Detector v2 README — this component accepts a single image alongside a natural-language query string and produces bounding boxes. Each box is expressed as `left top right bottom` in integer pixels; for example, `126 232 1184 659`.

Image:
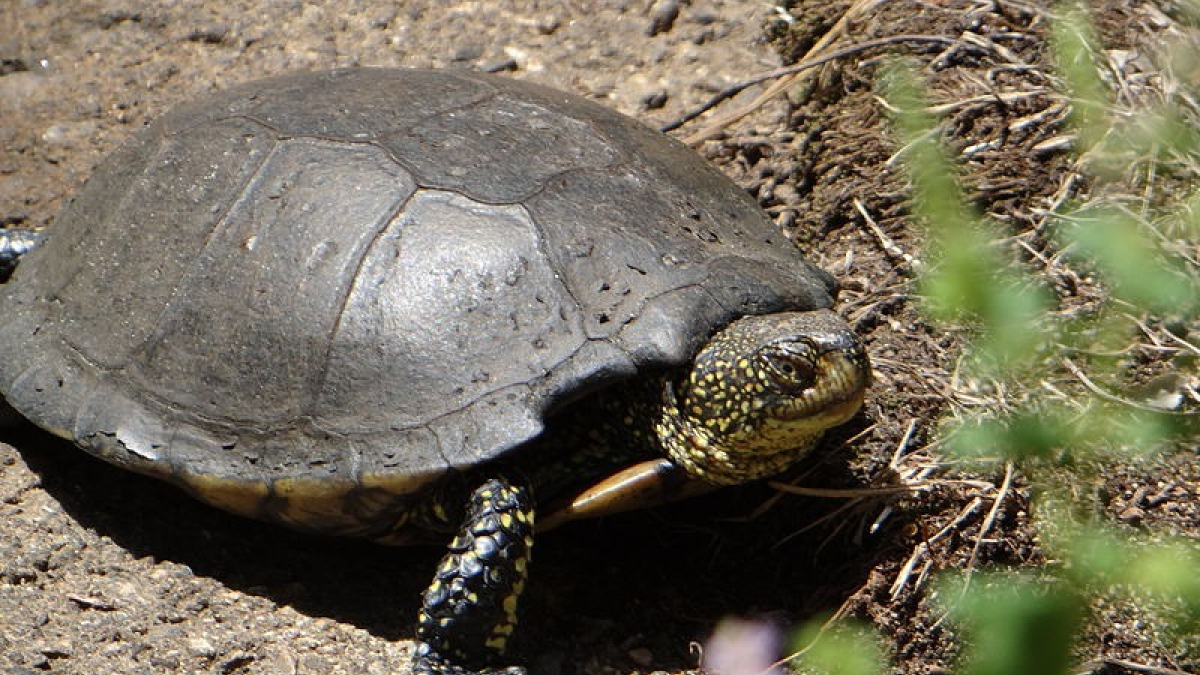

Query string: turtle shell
0 68 836 536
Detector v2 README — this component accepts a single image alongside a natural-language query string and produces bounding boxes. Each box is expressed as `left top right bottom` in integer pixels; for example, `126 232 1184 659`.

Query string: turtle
0 68 870 675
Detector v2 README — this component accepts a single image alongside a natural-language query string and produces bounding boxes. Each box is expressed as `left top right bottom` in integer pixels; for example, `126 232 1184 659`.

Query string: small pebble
627 647 654 667
641 90 668 110
646 0 680 36
187 634 216 658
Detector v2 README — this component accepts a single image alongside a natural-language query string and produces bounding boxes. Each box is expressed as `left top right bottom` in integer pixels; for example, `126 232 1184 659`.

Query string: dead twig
889 418 920 468
1075 657 1196 675
889 541 929 601
772 496 865 549
853 197 923 274
963 461 1015 585
681 0 915 144
661 33 958 137
926 88 1056 116
769 479 992 498
928 496 984 545
1063 357 1199 416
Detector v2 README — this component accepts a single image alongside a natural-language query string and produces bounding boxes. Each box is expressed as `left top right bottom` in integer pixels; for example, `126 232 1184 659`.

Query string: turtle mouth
711 343 869 471
657 309 871 486
661 347 870 486
779 346 871 421
740 351 868 449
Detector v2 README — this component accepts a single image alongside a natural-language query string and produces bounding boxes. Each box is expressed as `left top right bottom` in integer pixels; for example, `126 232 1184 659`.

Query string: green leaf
790 620 886 675
1061 207 1197 315
1051 3 1111 156
940 573 1084 675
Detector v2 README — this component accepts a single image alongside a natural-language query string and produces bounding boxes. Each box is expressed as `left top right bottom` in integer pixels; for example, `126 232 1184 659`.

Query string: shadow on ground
7 413 897 672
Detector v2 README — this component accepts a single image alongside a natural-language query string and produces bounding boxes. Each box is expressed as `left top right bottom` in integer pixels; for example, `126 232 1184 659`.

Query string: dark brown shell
0 68 835 533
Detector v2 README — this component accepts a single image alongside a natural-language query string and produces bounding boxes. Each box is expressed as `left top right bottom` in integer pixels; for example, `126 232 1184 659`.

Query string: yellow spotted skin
415 478 533 675
657 310 869 485
522 309 868 494
412 309 868 675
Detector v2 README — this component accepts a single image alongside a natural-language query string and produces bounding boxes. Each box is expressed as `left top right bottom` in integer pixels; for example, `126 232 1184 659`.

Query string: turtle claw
0 228 41 283
412 644 526 675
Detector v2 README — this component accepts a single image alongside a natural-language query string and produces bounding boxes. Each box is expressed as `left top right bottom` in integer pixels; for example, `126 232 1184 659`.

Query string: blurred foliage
878 6 1199 459
792 2 1200 674
1051 6 1110 156
1063 206 1196 315
936 573 1084 675
789 619 886 675
880 63 1051 377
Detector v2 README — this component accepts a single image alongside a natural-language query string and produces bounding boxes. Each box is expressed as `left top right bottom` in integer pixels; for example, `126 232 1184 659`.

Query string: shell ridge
127 135 284 381
489 158 631 207
308 187 420 418
231 118 432 187
519 202 588 334
3 348 42 397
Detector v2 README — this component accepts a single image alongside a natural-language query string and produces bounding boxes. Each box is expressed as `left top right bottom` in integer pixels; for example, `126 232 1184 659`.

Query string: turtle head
658 309 870 485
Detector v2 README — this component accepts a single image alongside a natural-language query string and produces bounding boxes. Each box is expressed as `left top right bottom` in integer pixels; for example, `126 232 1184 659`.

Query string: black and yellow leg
414 477 534 675
0 228 41 283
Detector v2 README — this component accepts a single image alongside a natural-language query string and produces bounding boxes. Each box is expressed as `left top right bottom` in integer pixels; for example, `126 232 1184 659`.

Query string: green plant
793 3 1199 673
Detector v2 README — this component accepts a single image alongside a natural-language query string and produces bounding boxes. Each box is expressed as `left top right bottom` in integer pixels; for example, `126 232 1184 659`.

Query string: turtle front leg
414 477 534 675
0 228 42 283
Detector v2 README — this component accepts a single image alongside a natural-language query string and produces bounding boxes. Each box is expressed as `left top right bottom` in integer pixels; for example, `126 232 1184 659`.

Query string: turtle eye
759 343 817 391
